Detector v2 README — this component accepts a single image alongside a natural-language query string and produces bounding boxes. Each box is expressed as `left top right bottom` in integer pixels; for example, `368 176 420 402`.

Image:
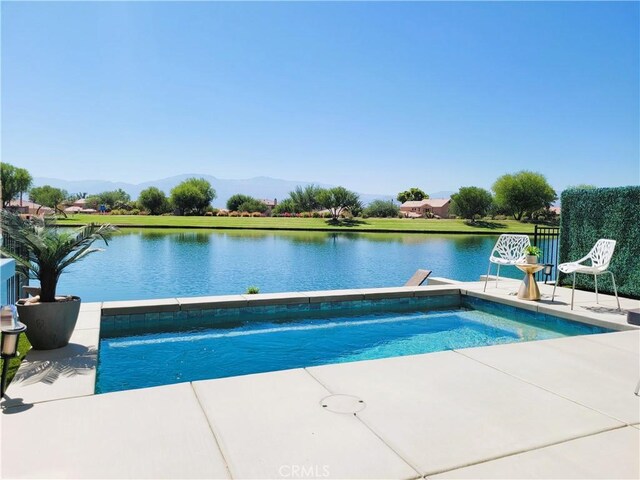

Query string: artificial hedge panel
559 186 640 299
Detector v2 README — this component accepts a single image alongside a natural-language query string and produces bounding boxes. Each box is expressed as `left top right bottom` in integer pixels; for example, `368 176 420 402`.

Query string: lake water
55 229 533 302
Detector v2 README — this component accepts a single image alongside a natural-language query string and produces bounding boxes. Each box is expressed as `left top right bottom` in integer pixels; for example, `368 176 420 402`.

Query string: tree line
450 171 558 222
1 164 217 216
1 162 573 222
394 171 559 222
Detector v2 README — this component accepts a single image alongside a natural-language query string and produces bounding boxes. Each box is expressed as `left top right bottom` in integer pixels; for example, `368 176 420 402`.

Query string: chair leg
609 271 621 311
495 265 500 288
571 272 576 310
635 379 640 396
484 262 491 292
552 272 559 302
594 274 599 304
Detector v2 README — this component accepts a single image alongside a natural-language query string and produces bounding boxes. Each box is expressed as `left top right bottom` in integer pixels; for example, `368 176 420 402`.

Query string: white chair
552 239 620 311
483 234 530 291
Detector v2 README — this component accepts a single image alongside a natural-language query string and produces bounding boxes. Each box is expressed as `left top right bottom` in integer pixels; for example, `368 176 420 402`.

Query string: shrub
398 212 405 219
450 186 493 220
312 211 321 218
129 208 140 216
300 212 311 218
273 198 298 215
227 194 261 212
138 186 169 215
245 286 260 294
323 212 332 219
217 210 229 216
170 178 216 216
493 171 557 221
251 212 262 217
559 186 640 298
364 199 399 218
229 211 240 217
240 211 251 217
317 186 362 221
205 211 214 216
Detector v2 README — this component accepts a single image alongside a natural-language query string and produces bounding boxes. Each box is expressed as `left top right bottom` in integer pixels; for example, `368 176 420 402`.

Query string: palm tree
0 211 117 302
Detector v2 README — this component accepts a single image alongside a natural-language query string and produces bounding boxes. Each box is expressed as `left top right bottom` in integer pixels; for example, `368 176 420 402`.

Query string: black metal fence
4 273 19 305
1 235 28 304
532 225 560 282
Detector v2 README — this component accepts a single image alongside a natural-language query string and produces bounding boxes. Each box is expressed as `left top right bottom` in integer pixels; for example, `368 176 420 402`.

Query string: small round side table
516 264 545 300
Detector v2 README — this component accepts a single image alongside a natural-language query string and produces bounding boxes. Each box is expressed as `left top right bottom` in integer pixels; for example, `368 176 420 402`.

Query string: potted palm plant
524 245 542 265
0 211 116 350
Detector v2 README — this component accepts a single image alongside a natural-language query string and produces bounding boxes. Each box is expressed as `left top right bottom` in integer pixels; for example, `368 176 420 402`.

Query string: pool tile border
464 289 637 331
177 295 247 310
100 289 463 337
102 298 180 315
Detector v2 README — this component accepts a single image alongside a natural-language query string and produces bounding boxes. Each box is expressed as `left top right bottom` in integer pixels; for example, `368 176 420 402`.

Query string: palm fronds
0 211 117 302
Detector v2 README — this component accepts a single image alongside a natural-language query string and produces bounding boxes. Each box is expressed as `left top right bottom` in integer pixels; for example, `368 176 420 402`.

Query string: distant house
549 206 561 215
400 198 451 218
261 198 277 210
7 200 53 216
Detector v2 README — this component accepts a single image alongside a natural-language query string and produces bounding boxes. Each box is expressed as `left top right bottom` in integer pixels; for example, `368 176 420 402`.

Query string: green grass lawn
4 334 31 387
55 214 538 234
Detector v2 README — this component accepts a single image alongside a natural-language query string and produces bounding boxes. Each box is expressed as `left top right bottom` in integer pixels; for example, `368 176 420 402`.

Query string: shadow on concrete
13 345 97 387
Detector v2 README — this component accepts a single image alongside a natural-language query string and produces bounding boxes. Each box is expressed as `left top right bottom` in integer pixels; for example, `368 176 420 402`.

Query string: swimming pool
96 296 611 394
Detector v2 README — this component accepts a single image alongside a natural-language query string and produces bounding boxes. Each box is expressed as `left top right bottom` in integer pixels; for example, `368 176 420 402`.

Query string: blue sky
2 1 638 195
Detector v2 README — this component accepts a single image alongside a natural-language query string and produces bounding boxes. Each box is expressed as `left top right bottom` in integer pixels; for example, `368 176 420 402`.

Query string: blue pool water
96 299 609 394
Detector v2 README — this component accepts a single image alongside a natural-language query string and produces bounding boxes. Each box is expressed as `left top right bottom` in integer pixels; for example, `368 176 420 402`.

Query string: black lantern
542 264 554 284
1 321 27 398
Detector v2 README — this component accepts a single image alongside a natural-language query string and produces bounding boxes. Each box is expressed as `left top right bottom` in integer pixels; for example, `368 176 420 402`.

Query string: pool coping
3 279 638 409
100 284 462 315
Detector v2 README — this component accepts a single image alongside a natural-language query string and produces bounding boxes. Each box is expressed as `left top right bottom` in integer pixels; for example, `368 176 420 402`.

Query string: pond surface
55 229 531 302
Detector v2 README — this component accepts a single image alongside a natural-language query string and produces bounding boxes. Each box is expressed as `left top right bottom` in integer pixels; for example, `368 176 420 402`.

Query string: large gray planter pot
16 296 81 350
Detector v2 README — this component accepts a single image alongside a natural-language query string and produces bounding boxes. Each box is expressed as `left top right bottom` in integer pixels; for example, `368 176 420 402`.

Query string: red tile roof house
7 199 54 216
400 198 451 218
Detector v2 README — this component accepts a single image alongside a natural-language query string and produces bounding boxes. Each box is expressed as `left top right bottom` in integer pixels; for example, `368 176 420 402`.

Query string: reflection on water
173 232 212 245
57 229 541 302
452 235 487 249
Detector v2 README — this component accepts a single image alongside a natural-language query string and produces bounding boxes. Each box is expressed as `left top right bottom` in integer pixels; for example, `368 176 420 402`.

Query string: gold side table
516 264 545 300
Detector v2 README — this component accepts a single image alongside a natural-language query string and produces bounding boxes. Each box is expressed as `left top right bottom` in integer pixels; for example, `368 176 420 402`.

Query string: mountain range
32 174 454 208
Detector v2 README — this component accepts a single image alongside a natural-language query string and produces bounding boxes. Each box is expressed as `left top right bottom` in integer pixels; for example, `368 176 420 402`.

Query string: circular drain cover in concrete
320 394 366 414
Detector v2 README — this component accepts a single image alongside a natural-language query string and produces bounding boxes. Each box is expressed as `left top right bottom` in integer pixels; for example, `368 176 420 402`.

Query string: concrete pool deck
1 280 639 479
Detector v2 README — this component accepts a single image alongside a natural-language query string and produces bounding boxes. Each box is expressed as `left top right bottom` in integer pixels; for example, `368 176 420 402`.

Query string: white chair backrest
491 234 530 262
587 239 616 269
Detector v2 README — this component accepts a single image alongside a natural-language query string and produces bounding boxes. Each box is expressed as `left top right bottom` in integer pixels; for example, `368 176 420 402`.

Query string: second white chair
552 238 620 311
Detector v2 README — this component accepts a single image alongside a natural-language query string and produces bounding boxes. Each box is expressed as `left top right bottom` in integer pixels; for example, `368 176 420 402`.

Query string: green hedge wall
559 186 640 299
